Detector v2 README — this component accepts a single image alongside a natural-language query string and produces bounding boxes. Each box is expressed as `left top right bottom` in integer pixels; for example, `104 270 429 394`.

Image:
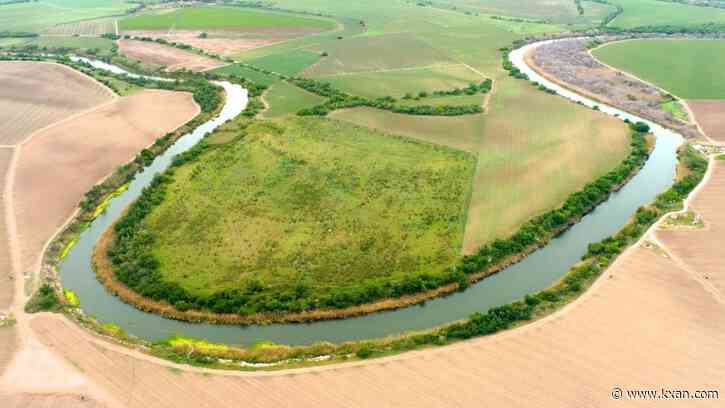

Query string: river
58 42 683 346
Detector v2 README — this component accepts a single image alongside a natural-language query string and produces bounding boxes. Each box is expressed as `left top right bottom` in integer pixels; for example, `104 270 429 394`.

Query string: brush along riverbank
92 115 651 325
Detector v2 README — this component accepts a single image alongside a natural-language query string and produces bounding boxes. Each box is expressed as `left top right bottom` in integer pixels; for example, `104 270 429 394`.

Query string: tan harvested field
118 40 222 72
0 149 14 310
1 393 108 408
686 100 725 143
657 160 725 296
0 62 115 145
13 89 199 277
124 31 280 56
0 327 17 376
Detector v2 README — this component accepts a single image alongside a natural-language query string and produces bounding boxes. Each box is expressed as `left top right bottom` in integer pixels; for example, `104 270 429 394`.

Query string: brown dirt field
685 100 725 143
25 234 725 407
0 149 14 310
117 40 222 72
657 160 725 296
0 327 18 376
123 31 282 56
0 393 108 408
0 62 115 145
13 89 199 277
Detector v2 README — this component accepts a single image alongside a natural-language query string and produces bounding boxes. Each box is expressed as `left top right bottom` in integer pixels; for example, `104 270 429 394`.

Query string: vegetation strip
93 115 650 324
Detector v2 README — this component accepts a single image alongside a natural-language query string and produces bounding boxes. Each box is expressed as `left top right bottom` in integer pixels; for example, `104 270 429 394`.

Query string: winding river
58 41 683 346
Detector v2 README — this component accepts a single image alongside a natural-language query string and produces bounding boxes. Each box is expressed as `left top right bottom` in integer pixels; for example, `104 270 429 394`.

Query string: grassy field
398 94 485 107
21 36 115 52
143 117 475 298
608 0 725 29
593 39 725 99
313 65 484 98
120 6 336 31
210 64 281 87
303 33 456 76
0 0 131 32
263 82 325 118
245 49 321 76
433 0 615 25
334 80 631 252
662 100 689 122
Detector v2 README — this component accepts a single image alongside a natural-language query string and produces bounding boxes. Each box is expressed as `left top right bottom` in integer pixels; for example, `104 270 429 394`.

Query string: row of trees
402 79 493 100
291 77 484 117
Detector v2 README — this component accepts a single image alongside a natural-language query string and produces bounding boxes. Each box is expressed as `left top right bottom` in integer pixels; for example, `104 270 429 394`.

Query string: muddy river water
59 42 683 346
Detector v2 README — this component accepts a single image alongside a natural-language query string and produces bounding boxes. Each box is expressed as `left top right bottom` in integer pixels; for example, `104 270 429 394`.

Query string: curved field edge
82 143 708 370
30 59 228 303
90 119 649 325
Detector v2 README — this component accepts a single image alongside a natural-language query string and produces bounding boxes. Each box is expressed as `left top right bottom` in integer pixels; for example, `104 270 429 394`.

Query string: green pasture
608 0 725 29
313 65 483 99
594 39 725 99
245 49 321 76
0 0 132 32
143 117 475 297
120 6 336 31
263 81 325 118
210 64 281 87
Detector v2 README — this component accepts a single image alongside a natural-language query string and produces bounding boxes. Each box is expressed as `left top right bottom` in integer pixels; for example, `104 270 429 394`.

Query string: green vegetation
151 139 709 369
303 33 455 76
25 284 61 313
717 154 725 160
0 0 133 32
211 64 281 87
398 94 484 107
291 77 489 117
607 0 725 29
63 288 81 307
120 6 335 31
315 65 484 99
432 0 616 26
662 100 689 122
245 49 321 76
594 39 725 99
263 82 325 118
9 36 115 53
107 117 476 316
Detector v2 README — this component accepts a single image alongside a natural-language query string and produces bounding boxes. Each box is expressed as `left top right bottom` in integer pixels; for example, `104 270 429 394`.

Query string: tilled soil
686 100 725 143
118 40 222 72
0 62 114 145
13 90 199 280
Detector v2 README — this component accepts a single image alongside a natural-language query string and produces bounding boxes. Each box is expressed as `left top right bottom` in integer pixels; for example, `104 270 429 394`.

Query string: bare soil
657 160 725 296
13 90 199 279
528 38 701 139
0 62 114 145
123 31 283 56
686 100 725 143
118 40 222 72
0 149 14 310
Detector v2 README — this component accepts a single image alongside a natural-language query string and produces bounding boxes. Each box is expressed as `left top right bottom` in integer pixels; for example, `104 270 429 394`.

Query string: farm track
1 40 725 407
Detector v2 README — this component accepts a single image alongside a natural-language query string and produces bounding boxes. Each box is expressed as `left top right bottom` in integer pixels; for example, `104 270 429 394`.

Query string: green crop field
303 33 456 76
143 117 476 298
433 0 615 25
245 49 321 76
120 6 336 31
608 0 725 29
22 36 115 52
313 65 484 99
593 39 725 99
262 82 325 118
210 64 281 87
0 0 132 32
334 80 631 252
